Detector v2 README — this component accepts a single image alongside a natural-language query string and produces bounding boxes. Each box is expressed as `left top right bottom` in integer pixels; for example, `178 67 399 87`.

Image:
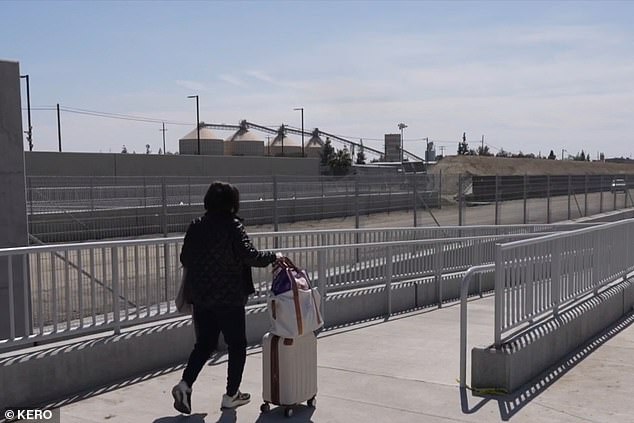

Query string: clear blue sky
2 0 633 159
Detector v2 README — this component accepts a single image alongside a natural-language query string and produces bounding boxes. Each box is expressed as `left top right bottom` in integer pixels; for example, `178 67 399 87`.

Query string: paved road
58 294 634 422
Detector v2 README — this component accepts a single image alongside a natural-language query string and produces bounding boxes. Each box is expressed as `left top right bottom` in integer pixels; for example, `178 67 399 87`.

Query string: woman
172 181 280 414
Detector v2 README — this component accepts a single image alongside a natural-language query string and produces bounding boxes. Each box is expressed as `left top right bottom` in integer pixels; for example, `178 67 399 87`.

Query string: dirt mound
430 155 634 176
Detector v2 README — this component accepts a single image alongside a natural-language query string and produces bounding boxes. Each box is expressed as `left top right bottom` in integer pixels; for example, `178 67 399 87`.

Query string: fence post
161 177 168 237
495 174 500 225
584 174 588 216
613 175 617 211
523 174 528 224
317 249 327 322
547 175 552 224
567 175 572 220
188 176 192 206
385 246 393 317
458 174 464 226
413 174 418 227
320 177 324 220
355 174 360 230
112 247 121 335
273 175 279 234
438 169 443 210
600 175 604 213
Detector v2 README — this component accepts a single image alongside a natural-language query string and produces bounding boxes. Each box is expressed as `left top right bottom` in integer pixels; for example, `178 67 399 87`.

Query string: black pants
182 305 247 396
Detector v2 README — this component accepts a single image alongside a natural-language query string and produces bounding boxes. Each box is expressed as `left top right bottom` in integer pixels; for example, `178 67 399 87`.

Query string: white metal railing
458 219 634 388
493 219 634 346
0 226 566 351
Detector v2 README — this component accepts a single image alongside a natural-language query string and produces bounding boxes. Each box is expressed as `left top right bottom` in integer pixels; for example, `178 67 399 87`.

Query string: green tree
320 138 335 165
457 132 469 155
356 140 366 164
329 148 352 175
496 148 509 158
548 150 556 160
121 145 128 154
477 145 492 156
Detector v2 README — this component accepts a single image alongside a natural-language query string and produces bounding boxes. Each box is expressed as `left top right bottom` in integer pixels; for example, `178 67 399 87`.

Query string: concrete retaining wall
25 151 319 177
0 272 494 409
471 280 634 393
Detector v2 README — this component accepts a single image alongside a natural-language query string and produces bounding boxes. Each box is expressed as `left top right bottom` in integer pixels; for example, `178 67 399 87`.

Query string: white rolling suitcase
261 332 317 418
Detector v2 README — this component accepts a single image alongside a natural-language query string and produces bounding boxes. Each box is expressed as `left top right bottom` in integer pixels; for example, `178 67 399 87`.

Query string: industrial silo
224 120 265 156
305 128 324 158
178 125 224 155
268 125 302 157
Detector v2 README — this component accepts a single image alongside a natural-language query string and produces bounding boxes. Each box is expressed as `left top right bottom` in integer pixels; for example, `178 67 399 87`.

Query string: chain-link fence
26 172 634 243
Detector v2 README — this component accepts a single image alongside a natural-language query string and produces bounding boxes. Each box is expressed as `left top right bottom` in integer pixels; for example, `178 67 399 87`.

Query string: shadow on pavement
254 405 315 423
460 311 634 421
153 413 208 423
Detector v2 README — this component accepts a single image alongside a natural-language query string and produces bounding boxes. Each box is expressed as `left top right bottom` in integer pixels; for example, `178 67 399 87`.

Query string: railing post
112 247 121 335
317 249 327 322
385 246 393 317
7 257 16 341
494 246 503 348
551 239 561 316
164 243 171 312
434 242 444 308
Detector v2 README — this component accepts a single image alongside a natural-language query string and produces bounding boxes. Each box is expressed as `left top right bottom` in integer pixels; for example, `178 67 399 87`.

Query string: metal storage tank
268 125 302 157
305 128 324 158
179 124 224 155
224 120 265 156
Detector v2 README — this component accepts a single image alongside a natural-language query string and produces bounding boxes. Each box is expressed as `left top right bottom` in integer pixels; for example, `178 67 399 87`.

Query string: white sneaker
172 380 192 414
221 391 251 409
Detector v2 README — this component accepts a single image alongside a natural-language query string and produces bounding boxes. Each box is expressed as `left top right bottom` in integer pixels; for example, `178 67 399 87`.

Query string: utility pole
20 74 33 151
56 103 62 152
294 107 304 157
481 135 484 152
160 122 167 154
440 146 445 156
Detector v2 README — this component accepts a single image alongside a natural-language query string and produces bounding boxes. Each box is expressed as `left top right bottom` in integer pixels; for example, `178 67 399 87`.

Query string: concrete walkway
59 294 634 423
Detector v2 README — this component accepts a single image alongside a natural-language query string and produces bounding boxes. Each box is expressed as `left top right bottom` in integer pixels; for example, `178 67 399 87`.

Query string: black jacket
180 212 275 307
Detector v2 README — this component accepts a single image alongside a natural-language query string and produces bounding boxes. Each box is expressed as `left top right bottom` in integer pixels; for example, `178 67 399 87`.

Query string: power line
25 105 191 126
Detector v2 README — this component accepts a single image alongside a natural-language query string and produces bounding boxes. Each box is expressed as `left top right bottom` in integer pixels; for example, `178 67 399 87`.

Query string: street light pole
294 107 304 157
160 122 167 154
187 95 200 155
398 123 407 163
20 74 33 151
424 137 429 169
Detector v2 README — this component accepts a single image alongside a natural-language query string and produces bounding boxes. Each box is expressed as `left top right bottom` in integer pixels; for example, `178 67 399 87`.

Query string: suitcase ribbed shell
262 332 317 406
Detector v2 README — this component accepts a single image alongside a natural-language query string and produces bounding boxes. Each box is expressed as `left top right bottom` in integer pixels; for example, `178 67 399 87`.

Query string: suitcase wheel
307 396 316 408
260 402 270 413
284 407 294 418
